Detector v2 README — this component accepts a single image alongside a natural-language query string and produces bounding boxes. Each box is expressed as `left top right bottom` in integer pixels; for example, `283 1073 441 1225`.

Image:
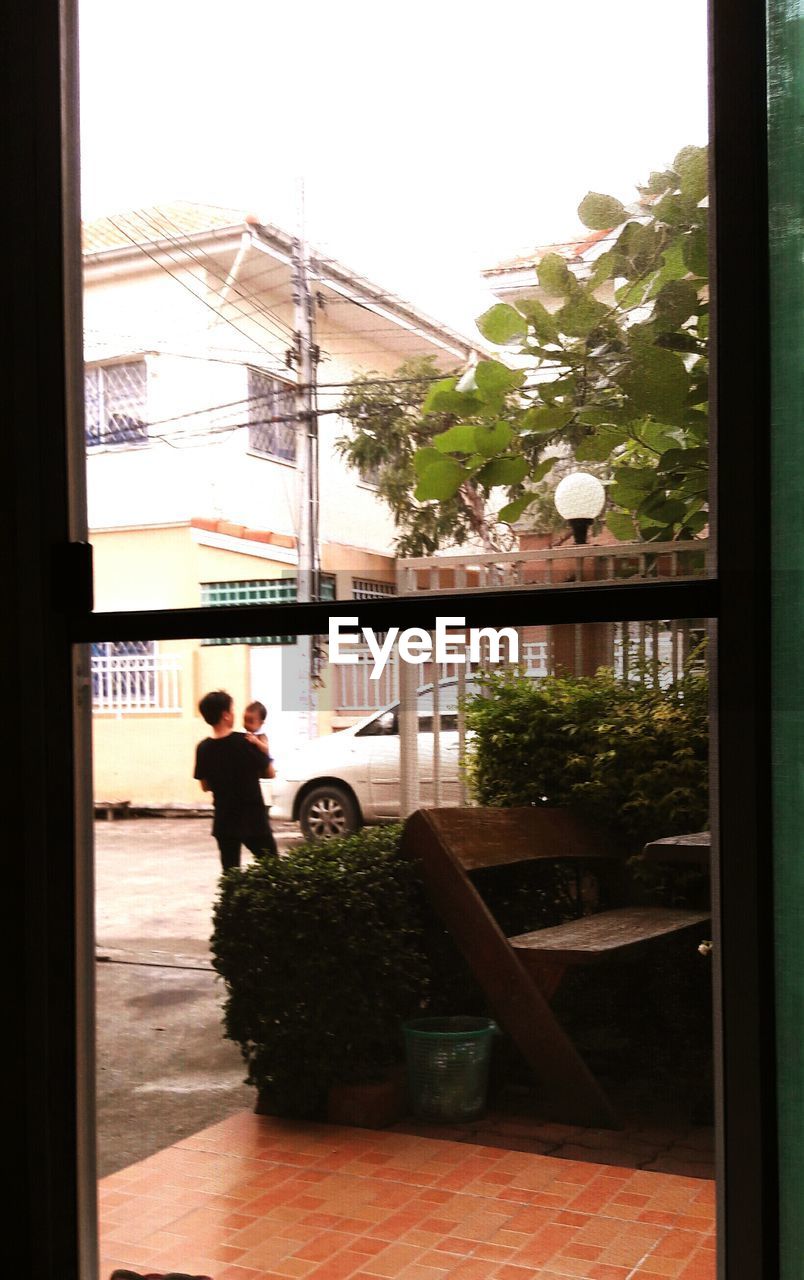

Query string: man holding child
194 689 278 870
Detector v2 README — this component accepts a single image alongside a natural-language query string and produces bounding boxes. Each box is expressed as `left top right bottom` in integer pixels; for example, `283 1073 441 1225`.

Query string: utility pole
290 181 320 737
291 183 320 605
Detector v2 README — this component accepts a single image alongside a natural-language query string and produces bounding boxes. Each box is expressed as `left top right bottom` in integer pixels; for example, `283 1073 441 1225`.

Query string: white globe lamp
554 472 606 544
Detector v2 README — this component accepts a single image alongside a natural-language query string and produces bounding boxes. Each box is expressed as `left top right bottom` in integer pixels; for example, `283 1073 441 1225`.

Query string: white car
270 680 479 839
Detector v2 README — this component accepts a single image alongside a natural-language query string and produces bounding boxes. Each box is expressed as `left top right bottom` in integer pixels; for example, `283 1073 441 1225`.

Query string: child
243 699 276 779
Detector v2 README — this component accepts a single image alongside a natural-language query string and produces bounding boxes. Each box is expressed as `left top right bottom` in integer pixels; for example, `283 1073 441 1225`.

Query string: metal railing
394 540 709 818
334 641 549 714
92 653 182 714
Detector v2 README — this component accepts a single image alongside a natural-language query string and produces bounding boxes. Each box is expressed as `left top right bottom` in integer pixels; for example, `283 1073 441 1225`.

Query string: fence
334 640 549 714
92 652 182 714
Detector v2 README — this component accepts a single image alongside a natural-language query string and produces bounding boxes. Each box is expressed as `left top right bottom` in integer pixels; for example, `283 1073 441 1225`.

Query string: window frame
4 0 780 1276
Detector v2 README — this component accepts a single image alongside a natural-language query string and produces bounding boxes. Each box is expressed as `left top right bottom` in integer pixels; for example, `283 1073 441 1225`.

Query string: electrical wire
127 208 296 348
147 205 297 342
107 214 290 367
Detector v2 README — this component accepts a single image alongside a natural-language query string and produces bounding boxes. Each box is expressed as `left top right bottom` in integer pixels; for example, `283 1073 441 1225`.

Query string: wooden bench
401 806 710 1129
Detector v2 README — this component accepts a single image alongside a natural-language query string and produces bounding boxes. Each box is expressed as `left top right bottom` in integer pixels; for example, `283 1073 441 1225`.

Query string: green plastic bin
403 1016 497 1122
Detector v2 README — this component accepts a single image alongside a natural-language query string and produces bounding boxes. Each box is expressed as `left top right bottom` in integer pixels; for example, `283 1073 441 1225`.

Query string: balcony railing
396 539 708 595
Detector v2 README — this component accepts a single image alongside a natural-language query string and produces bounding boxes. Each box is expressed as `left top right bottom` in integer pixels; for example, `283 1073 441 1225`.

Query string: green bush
465 665 708 854
211 825 429 1117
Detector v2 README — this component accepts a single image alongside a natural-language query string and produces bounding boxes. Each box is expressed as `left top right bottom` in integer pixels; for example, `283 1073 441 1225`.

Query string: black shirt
194 732 269 839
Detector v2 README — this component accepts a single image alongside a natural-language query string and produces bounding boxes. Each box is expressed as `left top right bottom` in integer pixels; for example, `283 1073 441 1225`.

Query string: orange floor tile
99 1112 715 1280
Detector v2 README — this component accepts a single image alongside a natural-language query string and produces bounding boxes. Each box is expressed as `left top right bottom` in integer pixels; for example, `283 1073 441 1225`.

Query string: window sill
246 449 298 468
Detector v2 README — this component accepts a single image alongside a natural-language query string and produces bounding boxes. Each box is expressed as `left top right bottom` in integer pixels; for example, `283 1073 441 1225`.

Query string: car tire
298 785 360 840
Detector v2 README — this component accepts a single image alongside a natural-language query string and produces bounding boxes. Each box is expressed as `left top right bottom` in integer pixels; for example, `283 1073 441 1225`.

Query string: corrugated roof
82 201 250 255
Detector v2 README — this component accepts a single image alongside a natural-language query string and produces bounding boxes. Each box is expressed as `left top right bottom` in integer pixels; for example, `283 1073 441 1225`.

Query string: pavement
95 815 302 1177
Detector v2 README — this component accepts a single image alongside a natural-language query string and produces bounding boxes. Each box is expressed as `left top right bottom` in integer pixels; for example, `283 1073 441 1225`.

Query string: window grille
352 578 397 600
201 576 335 644
248 367 297 461
85 361 147 446
358 462 382 487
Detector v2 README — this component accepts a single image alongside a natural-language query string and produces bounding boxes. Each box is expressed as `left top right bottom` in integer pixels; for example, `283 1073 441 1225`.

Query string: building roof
482 227 614 279
82 201 249 255
83 201 481 362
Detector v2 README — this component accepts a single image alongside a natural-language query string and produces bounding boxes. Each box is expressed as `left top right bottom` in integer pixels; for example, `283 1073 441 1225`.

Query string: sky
78 0 709 332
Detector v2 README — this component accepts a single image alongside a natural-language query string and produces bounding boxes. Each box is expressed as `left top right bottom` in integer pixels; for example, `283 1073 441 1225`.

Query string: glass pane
79 2 711 616
92 615 716 1277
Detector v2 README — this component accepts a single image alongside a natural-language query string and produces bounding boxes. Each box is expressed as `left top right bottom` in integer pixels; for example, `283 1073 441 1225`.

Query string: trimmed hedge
464 665 709 854
211 825 428 1117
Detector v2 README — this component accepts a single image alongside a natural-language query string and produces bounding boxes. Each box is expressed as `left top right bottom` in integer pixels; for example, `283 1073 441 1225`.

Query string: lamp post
554 472 606 544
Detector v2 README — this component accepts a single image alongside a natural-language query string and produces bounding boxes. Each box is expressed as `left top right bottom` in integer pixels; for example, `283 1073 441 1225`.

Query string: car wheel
299 785 359 840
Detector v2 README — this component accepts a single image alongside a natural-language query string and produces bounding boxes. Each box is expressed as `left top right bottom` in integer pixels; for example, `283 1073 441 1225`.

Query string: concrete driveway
95 816 301 1176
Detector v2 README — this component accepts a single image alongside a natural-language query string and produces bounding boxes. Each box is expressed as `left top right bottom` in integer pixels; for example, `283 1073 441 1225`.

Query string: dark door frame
3 0 777 1275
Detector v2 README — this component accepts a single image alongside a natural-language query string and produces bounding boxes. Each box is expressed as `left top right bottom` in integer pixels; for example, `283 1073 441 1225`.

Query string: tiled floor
99 1112 715 1280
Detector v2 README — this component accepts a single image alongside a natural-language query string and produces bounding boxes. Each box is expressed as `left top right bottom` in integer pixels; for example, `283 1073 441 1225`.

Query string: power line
107 214 290 368
129 207 296 348
147 205 297 342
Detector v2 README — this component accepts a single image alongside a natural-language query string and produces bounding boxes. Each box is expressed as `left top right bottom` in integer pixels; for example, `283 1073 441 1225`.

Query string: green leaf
639 421 683 451
521 405 574 434
476 303 527 344
423 387 484 415
413 447 443 477
578 192 628 230
422 377 457 413
474 359 524 399
498 493 538 524
655 331 701 353
642 169 675 196
537 252 575 297
606 511 637 541
414 459 466 501
432 424 479 454
653 192 696 227
673 145 708 204
646 240 688 298
577 406 625 427
556 293 609 338
530 455 558 482
619 345 690 424
588 248 620 289
653 279 699 329
474 421 514 456
656 446 709 472
517 298 560 343
637 496 688 524
476 456 529 488
574 425 630 461
683 226 708 277
538 376 575 406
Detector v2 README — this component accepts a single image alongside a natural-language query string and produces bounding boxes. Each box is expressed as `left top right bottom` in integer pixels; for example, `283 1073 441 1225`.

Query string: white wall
84 260 424 553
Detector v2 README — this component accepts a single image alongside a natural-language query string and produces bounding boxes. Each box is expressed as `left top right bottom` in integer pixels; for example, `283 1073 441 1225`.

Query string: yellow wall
92 638 255 806
89 526 393 805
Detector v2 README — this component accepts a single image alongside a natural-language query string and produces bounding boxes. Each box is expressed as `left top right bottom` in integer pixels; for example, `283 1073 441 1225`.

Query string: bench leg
529 958 567 1002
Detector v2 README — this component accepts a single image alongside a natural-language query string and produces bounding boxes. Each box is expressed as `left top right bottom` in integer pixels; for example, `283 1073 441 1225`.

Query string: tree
412 146 709 543
336 356 527 554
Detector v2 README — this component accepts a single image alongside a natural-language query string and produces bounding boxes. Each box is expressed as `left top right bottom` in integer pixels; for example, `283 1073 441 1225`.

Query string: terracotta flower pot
326 1065 408 1129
